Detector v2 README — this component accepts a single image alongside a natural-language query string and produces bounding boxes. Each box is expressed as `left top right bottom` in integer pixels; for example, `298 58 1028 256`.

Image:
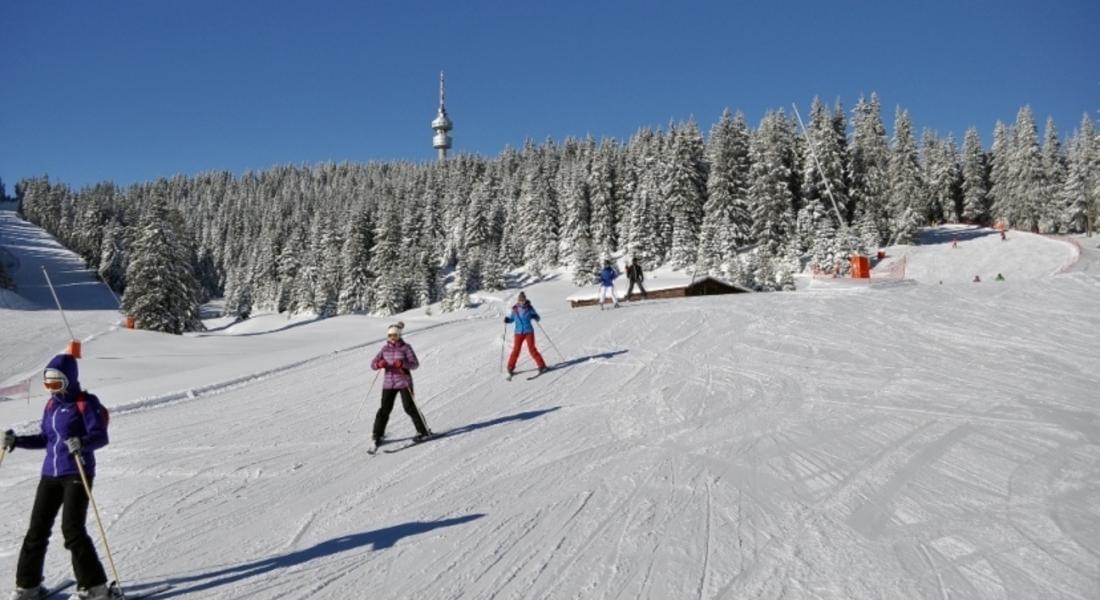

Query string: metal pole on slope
791 103 847 229
41 267 76 340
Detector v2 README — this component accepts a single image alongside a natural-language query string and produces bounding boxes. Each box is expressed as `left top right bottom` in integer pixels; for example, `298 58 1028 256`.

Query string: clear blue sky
2 0 1097 189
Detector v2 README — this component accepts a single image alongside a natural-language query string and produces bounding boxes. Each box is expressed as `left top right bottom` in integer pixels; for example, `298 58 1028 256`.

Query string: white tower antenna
432 72 453 160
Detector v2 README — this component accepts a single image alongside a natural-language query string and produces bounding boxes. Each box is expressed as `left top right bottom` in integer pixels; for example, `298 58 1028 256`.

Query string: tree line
12 95 1100 333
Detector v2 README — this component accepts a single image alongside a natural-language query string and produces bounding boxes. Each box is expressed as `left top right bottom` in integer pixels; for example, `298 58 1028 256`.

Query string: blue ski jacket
599 266 618 286
13 354 109 479
505 301 541 335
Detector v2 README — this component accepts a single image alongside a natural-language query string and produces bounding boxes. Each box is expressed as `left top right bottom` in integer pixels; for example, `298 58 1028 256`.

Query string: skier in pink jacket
368 322 431 453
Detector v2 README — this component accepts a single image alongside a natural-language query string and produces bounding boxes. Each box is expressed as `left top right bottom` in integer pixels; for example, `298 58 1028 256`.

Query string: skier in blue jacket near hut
597 261 620 309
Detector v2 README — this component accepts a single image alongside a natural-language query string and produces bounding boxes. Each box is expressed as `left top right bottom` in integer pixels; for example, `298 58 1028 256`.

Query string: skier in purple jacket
368 322 432 453
3 354 118 600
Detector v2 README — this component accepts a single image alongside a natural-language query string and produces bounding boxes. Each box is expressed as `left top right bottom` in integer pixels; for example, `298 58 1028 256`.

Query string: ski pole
72 450 125 597
536 321 565 363
349 369 382 432
0 446 7 469
500 323 507 374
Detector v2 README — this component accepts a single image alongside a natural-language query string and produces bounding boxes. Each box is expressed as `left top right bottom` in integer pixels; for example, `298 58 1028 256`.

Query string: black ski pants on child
372 387 430 441
16 475 108 589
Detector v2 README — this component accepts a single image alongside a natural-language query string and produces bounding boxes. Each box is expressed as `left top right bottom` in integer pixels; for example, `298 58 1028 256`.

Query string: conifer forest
10 96 1100 333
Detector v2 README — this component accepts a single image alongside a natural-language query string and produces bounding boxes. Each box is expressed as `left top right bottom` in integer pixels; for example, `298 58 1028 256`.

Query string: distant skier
504 292 548 379
995 273 1005 281
1000 230 1007 241
596 261 620 309
3 355 121 600
625 257 647 300
972 275 981 283
369 322 431 453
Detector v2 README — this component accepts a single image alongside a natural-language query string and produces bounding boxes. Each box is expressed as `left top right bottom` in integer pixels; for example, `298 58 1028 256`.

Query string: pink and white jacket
371 339 420 390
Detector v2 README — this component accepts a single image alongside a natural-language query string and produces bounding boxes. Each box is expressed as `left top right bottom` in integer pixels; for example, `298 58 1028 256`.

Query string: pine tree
1040 117 1066 232
849 94 891 248
664 119 707 269
1061 114 1098 234
624 129 663 264
887 108 925 244
748 111 797 255
989 121 1012 228
588 142 618 257
1007 106 1046 231
960 127 989 224
700 109 751 273
337 206 375 313
121 194 203 334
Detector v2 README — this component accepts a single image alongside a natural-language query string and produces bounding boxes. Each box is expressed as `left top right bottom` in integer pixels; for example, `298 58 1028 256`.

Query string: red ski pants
508 333 546 371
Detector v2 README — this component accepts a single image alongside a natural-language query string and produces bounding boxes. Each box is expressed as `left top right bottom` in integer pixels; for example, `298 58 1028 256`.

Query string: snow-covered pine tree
886 108 925 244
1040 117 1066 232
369 196 407 316
849 94 891 248
624 129 663 265
518 150 559 277
442 256 469 312
664 119 706 269
1007 106 1046 231
699 109 751 274
748 111 797 255
1061 114 1098 234
337 206 375 313
800 98 848 231
989 121 1012 228
960 127 989 224
588 141 618 257
121 193 204 334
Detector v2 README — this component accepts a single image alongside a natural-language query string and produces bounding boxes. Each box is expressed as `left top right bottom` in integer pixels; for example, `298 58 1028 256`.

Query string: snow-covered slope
1 216 1097 599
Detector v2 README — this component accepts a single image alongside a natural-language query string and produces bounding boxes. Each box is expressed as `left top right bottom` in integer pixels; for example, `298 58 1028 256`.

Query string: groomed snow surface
2 210 1098 599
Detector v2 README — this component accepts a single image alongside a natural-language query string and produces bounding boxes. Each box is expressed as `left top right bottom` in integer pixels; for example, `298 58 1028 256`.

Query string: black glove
2 429 14 451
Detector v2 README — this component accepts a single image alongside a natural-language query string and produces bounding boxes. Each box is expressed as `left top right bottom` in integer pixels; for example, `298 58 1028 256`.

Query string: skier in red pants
504 292 548 379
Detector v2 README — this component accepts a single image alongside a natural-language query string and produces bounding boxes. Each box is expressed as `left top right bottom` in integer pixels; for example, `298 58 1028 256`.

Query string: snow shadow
440 406 561 439
150 514 485 597
551 349 629 372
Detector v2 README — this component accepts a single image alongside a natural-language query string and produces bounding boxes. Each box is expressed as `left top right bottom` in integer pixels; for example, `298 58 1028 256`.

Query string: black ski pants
373 387 429 441
16 476 108 589
626 279 647 299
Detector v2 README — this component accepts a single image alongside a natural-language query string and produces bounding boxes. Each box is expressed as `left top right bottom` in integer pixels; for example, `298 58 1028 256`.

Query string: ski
526 365 558 380
383 431 447 454
43 579 75 599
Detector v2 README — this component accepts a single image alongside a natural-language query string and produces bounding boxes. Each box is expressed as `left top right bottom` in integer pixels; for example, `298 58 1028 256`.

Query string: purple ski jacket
371 339 420 390
13 354 109 478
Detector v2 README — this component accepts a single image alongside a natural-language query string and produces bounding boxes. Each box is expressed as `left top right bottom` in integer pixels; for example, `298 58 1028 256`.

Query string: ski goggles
43 369 68 393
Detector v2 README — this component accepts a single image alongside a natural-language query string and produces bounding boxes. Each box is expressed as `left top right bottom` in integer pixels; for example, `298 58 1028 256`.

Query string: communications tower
431 72 453 160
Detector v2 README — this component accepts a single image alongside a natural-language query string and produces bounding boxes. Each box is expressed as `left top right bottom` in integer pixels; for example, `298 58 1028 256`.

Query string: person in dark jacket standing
504 292 548 378
369 322 431 453
4 354 118 600
625 257 647 300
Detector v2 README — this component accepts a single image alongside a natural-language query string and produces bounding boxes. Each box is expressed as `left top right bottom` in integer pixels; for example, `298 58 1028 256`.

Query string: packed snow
2 209 1098 599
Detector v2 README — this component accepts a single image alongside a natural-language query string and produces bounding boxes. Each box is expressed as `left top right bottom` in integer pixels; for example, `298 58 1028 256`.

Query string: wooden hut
568 276 750 308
